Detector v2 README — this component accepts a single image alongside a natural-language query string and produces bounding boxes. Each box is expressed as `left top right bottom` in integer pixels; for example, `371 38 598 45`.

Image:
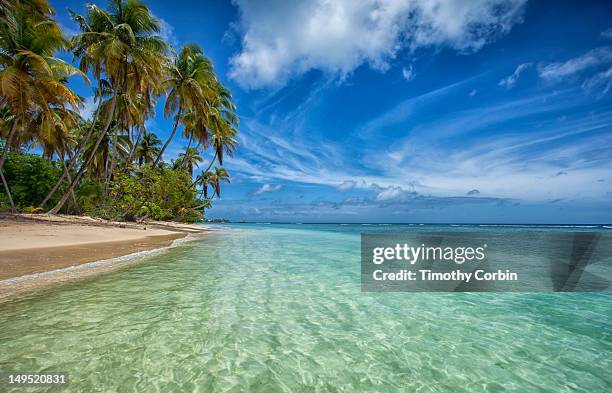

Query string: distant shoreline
0 214 209 301
215 221 612 226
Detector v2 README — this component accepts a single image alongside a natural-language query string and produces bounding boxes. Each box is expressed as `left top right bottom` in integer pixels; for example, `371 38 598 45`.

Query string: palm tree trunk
60 152 80 212
48 94 117 214
179 133 194 168
127 126 143 164
39 98 102 208
0 121 18 213
203 150 217 173
153 107 182 167
0 121 17 171
0 170 16 213
105 128 119 194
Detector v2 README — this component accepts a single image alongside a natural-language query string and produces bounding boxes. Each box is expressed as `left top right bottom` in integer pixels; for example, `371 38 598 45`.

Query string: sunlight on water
1 225 611 392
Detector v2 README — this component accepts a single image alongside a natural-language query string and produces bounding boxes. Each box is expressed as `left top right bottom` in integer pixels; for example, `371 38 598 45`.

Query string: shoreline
0 214 209 301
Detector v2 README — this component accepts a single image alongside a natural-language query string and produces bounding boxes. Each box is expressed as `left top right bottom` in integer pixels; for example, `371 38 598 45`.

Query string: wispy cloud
253 184 282 195
402 65 416 82
357 74 479 137
79 96 97 120
498 62 531 88
581 67 612 95
156 16 178 47
538 47 612 80
228 86 611 203
337 180 358 191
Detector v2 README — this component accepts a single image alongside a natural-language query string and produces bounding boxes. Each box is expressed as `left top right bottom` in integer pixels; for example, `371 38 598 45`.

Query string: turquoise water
1 224 611 392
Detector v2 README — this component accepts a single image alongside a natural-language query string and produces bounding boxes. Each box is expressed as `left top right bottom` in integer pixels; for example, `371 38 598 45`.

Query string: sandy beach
0 214 208 300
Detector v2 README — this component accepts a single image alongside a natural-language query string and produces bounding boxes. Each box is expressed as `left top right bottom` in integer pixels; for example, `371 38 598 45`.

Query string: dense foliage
1 152 63 211
0 0 238 222
102 165 208 222
0 153 208 222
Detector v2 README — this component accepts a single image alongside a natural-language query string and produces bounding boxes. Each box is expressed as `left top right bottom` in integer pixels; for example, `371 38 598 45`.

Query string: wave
478 224 601 228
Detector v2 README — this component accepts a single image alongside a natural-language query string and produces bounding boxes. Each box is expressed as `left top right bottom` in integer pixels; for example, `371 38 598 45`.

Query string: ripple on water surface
0 227 611 392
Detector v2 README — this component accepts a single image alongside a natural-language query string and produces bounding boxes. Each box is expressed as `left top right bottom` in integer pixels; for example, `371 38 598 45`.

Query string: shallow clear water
1 224 611 392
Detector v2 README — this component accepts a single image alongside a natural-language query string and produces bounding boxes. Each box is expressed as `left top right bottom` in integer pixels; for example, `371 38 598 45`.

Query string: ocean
1 223 611 392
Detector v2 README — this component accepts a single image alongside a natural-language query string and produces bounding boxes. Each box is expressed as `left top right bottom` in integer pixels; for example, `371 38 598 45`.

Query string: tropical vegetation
0 0 238 222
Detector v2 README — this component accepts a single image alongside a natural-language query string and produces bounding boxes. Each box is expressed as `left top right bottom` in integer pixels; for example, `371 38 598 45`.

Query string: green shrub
1 154 206 222
1 153 63 210
82 165 205 222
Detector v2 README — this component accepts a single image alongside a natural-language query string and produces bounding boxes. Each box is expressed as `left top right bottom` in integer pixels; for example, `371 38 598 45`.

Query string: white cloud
376 186 405 201
80 96 97 120
229 0 527 88
582 67 612 95
375 185 417 201
157 16 178 47
469 89 477 96
253 183 283 195
538 47 612 80
498 62 531 88
602 27 612 40
401 65 415 81
337 180 358 191
226 77 612 204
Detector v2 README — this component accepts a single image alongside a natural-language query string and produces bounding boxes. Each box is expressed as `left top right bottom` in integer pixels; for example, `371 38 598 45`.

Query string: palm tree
176 147 203 176
154 44 215 166
211 167 230 197
196 171 215 199
82 122 131 179
198 82 239 173
136 131 161 166
0 0 85 212
206 82 239 166
125 92 155 164
29 107 80 209
49 0 168 214
197 167 229 199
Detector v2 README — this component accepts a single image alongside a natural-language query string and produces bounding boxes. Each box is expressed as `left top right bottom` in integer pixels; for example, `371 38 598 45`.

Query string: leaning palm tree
49 0 168 214
29 107 80 209
198 82 239 173
207 82 239 165
82 122 131 179
125 92 155 164
200 167 230 198
0 0 85 212
136 130 161 166
176 146 203 176
196 171 215 199
154 44 215 166
212 167 230 197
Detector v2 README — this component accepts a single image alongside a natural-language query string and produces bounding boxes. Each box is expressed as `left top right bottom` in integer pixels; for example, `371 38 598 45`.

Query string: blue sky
51 0 612 223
